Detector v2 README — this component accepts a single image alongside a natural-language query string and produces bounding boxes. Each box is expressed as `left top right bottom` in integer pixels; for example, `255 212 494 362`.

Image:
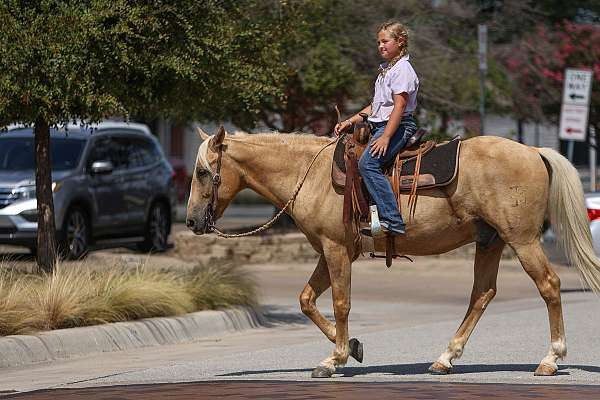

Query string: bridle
203 142 224 234
200 137 337 238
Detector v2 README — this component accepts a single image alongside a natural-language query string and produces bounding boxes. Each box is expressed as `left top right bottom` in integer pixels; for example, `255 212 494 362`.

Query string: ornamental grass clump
97 268 194 322
0 261 256 336
186 264 258 310
0 269 28 336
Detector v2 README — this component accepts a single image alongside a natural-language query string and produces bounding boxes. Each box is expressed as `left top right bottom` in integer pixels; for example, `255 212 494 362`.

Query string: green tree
233 0 368 133
261 0 515 136
0 0 286 272
503 21 600 131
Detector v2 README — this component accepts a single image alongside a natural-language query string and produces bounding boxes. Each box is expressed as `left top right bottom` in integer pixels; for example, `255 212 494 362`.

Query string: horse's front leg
300 255 363 363
311 242 352 378
300 255 336 341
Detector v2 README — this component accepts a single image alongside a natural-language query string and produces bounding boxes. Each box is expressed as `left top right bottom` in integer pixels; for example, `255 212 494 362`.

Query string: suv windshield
0 137 86 171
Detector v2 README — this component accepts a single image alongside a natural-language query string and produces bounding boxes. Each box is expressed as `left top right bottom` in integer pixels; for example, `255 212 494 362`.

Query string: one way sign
559 68 592 141
569 93 585 101
562 69 592 106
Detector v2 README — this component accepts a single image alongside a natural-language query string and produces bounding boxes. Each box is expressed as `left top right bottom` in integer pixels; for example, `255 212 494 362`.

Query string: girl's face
377 30 403 61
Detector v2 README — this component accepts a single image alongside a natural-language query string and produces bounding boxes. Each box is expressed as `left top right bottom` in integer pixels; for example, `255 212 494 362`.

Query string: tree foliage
503 21 600 131
0 0 287 271
255 0 522 134
0 0 287 126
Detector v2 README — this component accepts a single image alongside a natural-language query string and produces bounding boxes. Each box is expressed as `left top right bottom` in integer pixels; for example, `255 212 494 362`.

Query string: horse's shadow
219 363 600 378
260 305 332 326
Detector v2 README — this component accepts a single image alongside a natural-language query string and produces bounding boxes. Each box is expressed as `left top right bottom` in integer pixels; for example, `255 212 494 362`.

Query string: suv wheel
59 207 89 260
137 202 169 252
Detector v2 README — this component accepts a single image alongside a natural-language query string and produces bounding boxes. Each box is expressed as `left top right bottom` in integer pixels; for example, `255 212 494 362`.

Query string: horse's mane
198 132 334 173
226 132 333 146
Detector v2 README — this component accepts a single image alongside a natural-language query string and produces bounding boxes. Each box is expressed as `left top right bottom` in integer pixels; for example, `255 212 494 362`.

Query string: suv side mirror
90 160 114 175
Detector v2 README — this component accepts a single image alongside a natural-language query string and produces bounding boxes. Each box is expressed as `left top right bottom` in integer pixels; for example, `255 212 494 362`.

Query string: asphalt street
1 257 599 396
6 381 600 399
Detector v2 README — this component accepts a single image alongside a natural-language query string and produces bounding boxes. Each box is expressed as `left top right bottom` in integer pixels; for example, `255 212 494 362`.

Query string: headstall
203 142 224 233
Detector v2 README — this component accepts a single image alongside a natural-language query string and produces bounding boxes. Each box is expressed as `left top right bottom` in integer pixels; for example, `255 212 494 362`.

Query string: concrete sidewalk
0 307 264 369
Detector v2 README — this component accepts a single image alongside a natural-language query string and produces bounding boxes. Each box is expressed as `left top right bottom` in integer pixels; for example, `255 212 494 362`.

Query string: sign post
559 68 593 186
478 24 487 135
591 126 597 192
559 69 592 141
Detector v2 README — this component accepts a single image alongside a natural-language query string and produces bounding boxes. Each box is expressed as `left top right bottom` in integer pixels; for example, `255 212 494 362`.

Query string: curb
0 307 266 369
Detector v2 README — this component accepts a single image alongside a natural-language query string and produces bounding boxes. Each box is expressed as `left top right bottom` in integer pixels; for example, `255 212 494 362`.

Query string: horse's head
186 126 240 234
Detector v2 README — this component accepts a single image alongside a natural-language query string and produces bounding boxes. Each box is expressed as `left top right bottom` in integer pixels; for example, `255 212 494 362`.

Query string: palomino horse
186 126 600 378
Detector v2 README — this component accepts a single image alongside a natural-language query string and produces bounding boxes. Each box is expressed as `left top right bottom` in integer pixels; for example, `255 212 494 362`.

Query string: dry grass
0 261 257 336
186 264 257 310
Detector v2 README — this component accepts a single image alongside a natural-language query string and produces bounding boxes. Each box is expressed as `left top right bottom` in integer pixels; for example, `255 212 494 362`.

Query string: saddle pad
389 138 461 190
332 136 461 190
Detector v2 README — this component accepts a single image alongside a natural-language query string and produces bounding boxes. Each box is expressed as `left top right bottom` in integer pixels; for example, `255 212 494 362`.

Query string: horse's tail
538 147 600 293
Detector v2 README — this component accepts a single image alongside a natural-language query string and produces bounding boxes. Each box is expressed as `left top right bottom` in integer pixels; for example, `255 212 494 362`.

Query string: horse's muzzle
186 213 212 235
185 218 200 234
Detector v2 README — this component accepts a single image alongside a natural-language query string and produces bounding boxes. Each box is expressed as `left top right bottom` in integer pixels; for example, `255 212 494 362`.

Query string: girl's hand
334 120 353 136
370 135 391 158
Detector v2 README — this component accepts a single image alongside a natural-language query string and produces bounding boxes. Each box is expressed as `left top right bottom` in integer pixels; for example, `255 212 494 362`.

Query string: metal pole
478 24 487 135
567 140 575 163
479 73 485 135
591 126 597 192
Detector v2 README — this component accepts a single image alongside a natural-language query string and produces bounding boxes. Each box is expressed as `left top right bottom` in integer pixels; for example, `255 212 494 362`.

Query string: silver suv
0 122 176 259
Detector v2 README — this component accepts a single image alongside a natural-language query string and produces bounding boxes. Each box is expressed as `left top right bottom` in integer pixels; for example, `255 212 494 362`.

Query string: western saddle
332 117 438 267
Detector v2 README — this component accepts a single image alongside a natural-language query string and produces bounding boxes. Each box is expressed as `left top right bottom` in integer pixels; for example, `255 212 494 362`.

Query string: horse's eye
196 169 210 178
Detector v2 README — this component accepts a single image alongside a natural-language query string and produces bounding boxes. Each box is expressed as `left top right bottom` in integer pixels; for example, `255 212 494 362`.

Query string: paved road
6 381 600 399
1 257 599 397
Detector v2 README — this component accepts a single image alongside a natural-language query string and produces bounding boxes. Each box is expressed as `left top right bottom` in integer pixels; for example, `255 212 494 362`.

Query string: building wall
448 114 559 150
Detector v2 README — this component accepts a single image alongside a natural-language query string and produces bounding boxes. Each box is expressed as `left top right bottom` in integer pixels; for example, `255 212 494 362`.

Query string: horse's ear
210 125 226 151
196 127 210 141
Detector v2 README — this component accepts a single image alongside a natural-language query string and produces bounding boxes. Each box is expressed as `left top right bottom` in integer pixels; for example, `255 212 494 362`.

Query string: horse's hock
173 231 515 266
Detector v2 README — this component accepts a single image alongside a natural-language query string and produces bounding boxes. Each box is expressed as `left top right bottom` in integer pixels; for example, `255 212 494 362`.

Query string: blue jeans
358 115 417 233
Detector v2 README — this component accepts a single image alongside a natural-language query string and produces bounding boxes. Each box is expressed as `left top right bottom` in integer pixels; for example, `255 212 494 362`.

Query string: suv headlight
12 185 36 200
12 182 60 201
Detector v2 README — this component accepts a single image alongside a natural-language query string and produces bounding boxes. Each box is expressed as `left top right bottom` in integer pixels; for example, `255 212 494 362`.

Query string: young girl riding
334 21 419 236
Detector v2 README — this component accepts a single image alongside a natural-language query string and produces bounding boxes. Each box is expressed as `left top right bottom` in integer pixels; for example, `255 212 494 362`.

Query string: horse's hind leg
430 239 504 374
299 255 363 364
512 241 566 376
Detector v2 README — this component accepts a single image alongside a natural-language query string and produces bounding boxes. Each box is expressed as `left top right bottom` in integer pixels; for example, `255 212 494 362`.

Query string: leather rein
204 138 337 238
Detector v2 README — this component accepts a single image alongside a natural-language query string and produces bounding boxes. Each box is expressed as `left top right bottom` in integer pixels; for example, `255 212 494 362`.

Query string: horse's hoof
428 361 452 375
311 365 334 378
349 338 363 363
534 363 557 376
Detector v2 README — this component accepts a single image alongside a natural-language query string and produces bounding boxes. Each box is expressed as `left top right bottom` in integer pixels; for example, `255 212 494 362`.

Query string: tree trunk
517 118 524 144
440 111 449 136
34 117 57 273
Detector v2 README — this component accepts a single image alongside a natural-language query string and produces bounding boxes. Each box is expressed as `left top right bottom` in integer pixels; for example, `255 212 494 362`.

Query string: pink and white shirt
368 54 419 123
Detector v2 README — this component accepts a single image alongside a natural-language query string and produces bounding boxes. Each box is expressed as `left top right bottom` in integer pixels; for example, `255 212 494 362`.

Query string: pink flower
542 68 555 79
594 64 600 81
506 56 521 71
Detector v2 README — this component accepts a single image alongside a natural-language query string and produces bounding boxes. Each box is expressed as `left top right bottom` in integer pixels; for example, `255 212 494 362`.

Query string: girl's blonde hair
378 21 409 58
